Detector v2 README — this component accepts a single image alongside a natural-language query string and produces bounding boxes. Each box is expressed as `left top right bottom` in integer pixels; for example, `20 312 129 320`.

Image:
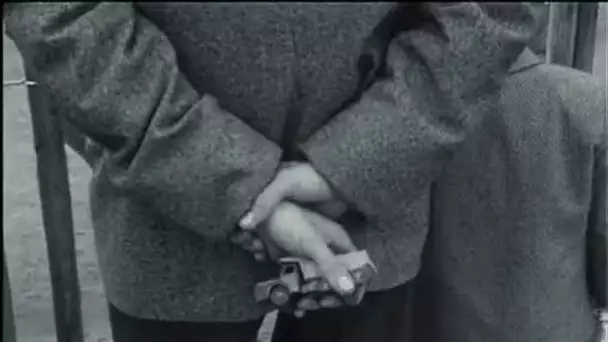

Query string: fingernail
239 213 254 229
337 276 355 293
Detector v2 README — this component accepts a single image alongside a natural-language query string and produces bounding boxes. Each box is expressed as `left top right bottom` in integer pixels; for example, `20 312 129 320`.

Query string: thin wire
3 78 37 88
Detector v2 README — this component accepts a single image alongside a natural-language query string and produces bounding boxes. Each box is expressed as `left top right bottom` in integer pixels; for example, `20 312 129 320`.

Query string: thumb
239 177 288 231
301 237 356 296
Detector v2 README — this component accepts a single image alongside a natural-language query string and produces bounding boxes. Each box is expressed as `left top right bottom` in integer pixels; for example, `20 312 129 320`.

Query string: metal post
572 3 600 73
546 3 579 66
528 3 551 57
24 69 84 342
546 3 600 72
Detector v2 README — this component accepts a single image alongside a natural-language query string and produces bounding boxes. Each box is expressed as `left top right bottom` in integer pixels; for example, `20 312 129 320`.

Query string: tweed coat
411 49 607 342
5 3 541 321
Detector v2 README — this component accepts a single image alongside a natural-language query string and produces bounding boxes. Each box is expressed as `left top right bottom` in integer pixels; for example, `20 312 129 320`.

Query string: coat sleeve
300 3 541 226
4 3 282 240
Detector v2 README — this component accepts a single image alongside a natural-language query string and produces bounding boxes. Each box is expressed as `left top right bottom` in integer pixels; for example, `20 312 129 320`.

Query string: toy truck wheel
269 284 291 306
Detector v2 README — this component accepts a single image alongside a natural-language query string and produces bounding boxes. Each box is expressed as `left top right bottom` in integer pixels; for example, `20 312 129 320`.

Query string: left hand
250 201 358 297
229 236 366 318
239 162 338 230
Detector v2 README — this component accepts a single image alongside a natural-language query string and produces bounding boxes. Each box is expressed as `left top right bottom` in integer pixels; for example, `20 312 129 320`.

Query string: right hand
242 201 358 297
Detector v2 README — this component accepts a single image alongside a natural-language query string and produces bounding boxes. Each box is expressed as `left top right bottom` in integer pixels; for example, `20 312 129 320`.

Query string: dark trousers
108 304 262 342
272 282 414 342
108 282 413 342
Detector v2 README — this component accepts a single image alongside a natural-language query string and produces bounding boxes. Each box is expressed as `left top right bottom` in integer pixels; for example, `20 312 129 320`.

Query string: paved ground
3 6 606 342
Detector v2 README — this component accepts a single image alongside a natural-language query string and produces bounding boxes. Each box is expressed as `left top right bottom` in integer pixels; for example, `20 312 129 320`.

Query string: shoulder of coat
541 64 606 145
504 63 606 146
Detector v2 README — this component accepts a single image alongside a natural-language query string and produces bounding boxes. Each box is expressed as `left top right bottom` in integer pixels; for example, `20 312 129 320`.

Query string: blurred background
3 4 607 342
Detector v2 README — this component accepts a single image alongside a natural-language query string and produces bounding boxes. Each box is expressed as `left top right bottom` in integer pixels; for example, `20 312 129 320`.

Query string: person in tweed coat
404 48 606 342
270 48 606 342
4 3 541 342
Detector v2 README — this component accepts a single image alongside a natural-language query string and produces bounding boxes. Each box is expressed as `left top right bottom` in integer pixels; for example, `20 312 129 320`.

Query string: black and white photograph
3 3 607 342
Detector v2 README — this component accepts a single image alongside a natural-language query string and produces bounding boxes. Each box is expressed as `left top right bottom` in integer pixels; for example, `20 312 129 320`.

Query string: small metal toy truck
254 250 377 309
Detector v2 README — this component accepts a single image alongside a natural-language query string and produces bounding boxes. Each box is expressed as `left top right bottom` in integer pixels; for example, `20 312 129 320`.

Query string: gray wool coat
411 49 607 342
5 2 546 324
